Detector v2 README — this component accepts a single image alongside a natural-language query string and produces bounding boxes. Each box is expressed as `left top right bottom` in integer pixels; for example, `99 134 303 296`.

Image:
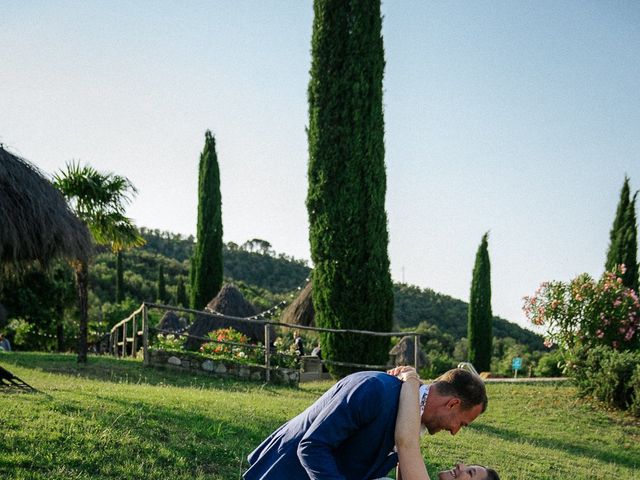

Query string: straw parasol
279 282 315 327
0 146 93 270
186 283 273 350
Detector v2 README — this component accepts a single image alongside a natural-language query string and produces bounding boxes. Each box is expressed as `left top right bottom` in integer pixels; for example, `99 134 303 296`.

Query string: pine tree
605 177 638 291
176 277 188 308
468 232 493 372
157 263 167 303
306 0 393 377
190 130 224 310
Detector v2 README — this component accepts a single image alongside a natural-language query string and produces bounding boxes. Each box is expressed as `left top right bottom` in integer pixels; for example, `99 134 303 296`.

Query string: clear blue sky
2 1 639 330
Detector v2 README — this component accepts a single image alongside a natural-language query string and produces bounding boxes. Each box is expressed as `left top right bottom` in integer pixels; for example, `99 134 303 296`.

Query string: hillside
130 229 543 349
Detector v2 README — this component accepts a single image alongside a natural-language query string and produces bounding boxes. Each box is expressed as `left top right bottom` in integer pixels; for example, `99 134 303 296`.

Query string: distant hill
96 228 543 349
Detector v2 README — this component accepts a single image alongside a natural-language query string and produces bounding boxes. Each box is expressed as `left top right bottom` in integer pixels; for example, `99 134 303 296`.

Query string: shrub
572 345 640 414
534 350 564 378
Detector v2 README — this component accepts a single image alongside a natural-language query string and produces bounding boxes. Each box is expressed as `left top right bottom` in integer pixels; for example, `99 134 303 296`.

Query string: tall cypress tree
115 251 124 302
605 177 638 291
176 277 188 308
157 263 167 303
306 0 393 377
468 232 493 372
190 130 224 310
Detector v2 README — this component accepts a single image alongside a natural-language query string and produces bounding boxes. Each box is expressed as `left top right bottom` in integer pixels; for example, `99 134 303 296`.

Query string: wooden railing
109 302 421 382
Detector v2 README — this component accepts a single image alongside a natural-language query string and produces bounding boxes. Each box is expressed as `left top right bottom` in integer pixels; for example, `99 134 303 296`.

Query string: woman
392 368 500 480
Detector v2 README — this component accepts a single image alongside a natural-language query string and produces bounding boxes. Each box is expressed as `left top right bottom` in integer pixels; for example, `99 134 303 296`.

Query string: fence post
414 334 419 370
264 323 271 383
122 321 127 357
132 314 138 358
142 304 149 366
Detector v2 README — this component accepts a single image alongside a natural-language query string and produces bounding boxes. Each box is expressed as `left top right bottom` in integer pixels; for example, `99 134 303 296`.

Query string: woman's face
438 463 489 480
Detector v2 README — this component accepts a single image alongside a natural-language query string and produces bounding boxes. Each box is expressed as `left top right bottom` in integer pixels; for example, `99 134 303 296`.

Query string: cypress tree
176 277 188 308
605 177 638 291
157 263 167 303
115 250 124 302
467 232 493 372
190 130 224 310
306 0 393 377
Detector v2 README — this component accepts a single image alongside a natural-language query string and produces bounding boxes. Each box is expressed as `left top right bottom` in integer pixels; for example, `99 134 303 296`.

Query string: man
243 368 487 480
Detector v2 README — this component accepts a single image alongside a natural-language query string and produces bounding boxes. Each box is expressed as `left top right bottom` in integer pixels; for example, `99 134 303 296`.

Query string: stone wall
148 349 299 386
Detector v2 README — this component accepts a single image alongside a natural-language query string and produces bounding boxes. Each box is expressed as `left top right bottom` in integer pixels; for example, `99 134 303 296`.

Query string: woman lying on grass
392 368 500 480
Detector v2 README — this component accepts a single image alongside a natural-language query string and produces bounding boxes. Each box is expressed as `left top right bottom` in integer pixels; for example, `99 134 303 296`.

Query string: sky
2 1 639 331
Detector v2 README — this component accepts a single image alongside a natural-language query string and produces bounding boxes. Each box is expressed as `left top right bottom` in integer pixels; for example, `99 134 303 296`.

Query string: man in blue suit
243 368 487 480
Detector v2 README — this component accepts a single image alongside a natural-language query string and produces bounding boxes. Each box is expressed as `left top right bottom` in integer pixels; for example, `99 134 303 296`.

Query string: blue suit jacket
243 371 402 480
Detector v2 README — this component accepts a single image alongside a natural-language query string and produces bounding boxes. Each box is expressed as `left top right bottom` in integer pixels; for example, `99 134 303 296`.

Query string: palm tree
53 162 143 363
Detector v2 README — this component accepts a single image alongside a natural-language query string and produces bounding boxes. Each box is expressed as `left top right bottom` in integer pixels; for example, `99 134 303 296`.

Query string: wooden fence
109 302 421 382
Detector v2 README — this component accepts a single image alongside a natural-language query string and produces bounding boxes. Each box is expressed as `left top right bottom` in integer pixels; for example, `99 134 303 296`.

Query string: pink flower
612 341 619 349
619 264 627 274
543 339 554 348
596 330 605 338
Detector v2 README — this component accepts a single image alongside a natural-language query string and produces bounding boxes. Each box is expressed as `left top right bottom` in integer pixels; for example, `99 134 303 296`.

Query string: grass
0 352 638 479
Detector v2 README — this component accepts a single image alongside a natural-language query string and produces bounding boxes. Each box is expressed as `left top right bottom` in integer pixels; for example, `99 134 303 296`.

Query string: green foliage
571 345 640 415
157 263 167 303
605 177 638 291
0 262 76 351
176 276 188 308
533 349 564 377
393 283 544 351
190 131 224 310
467 233 493 372
115 250 124 302
307 0 393 377
155 332 186 352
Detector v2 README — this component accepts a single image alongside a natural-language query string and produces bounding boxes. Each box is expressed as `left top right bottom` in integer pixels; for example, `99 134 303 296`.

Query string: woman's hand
387 366 421 383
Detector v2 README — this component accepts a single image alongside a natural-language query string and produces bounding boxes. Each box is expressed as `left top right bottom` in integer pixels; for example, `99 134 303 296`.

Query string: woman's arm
395 376 431 480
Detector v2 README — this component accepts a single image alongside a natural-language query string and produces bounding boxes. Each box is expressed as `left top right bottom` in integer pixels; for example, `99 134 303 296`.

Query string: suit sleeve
297 376 386 480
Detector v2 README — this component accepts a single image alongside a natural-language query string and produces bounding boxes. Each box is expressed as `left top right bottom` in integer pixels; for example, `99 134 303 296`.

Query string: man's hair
433 368 488 412
486 468 500 480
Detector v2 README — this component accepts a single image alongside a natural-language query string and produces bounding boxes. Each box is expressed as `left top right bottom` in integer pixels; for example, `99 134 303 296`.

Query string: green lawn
0 352 638 479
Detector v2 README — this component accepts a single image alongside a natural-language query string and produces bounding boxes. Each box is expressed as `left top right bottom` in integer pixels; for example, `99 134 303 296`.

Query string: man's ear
446 397 461 409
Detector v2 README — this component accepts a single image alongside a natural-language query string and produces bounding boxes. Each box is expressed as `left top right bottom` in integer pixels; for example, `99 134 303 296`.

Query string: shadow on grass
0 352 301 394
1 390 268 478
470 422 638 468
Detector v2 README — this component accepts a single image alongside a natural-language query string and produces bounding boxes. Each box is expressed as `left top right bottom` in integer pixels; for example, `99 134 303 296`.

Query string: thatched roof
185 283 273 350
157 311 188 333
389 336 427 368
0 146 93 270
280 282 314 326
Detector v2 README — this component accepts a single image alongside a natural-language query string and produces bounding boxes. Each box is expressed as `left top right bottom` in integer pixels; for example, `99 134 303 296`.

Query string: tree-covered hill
1 228 543 352
134 230 542 348
393 283 543 350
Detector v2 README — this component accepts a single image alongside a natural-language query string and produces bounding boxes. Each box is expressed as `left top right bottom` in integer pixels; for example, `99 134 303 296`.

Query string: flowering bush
523 266 640 353
156 333 185 351
200 327 251 359
524 266 640 416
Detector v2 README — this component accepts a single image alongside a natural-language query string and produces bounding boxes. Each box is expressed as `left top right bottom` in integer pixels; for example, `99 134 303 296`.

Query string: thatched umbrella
0 146 92 270
389 336 427 368
157 310 188 333
280 282 314 327
186 283 273 350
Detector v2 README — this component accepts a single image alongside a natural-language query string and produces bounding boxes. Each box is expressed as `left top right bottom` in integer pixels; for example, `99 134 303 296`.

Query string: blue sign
512 357 522 370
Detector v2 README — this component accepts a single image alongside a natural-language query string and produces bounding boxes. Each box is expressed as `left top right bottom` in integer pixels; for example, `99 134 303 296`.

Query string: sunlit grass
0 353 638 479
